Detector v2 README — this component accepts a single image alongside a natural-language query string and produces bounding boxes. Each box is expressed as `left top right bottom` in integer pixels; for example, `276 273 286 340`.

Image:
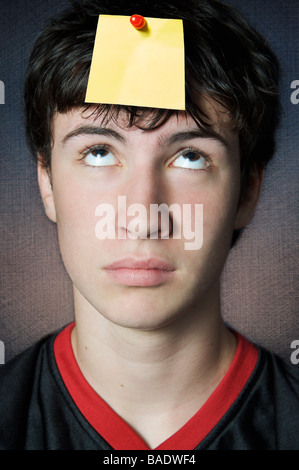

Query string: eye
171 149 210 170
82 146 118 167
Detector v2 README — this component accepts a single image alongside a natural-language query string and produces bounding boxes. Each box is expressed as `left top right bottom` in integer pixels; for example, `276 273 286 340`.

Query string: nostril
113 196 176 240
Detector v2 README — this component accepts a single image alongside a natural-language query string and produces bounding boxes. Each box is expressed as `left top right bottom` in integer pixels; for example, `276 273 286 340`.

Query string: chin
93 290 196 332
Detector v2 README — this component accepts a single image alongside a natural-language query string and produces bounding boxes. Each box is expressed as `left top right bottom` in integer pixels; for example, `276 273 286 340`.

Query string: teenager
0 0 298 450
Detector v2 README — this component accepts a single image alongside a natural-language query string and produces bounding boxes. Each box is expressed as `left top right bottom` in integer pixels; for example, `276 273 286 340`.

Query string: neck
71 287 236 448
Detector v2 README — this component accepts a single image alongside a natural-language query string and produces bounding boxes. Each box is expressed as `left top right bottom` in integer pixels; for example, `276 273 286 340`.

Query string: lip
104 257 175 287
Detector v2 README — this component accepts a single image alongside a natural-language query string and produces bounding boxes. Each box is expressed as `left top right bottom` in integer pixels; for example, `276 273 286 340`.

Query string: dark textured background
0 0 298 363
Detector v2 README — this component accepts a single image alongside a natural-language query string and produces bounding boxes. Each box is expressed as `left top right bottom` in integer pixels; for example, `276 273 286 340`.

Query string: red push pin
130 14 147 30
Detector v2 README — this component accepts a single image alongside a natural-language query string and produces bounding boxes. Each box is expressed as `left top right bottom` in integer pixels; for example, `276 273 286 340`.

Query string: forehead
52 96 236 148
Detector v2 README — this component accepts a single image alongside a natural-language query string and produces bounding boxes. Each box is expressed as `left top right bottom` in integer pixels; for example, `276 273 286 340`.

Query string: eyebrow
164 129 229 149
61 125 127 146
61 124 229 149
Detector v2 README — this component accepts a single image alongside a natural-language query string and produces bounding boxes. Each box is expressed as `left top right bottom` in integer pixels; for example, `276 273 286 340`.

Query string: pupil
185 152 198 161
92 148 107 157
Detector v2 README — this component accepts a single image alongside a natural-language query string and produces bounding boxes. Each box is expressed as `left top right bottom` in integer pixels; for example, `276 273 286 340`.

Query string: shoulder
254 346 299 449
0 329 58 387
259 347 299 397
0 331 57 449
233 332 299 402
206 335 299 450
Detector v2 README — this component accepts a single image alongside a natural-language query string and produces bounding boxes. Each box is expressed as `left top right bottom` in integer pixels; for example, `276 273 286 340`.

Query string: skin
38 100 262 448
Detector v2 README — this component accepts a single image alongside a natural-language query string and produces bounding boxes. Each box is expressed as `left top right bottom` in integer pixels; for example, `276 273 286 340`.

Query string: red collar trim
54 322 258 450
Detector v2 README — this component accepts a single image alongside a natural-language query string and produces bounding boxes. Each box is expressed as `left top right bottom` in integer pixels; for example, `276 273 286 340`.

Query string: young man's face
38 100 259 331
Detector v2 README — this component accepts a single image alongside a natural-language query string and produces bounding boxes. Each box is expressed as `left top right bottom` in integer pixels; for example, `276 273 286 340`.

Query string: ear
234 164 264 230
37 159 57 223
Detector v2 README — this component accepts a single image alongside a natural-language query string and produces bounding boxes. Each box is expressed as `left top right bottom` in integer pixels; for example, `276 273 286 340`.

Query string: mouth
104 256 175 287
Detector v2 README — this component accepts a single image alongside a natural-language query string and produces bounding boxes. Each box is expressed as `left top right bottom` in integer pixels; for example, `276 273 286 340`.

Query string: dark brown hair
24 0 280 222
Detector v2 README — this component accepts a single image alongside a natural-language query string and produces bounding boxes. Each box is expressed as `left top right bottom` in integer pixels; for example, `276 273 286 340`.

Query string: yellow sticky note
85 15 185 110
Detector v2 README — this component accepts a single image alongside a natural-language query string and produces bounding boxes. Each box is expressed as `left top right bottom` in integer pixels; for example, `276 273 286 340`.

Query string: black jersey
0 323 298 450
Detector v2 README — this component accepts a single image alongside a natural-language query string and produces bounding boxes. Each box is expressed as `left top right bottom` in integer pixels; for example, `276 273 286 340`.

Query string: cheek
204 182 240 257
51 174 102 274
54 181 92 234
177 172 240 254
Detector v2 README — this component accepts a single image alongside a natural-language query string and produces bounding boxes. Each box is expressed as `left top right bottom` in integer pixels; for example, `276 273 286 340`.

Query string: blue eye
172 150 210 170
83 147 118 167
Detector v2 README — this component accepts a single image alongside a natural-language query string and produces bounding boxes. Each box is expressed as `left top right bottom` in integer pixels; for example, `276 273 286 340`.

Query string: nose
117 166 172 240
